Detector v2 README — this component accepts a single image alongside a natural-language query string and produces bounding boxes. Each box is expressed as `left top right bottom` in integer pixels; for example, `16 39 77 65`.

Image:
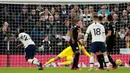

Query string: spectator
30 9 38 22
116 28 126 49
118 28 126 40
120 10 129 28
127 4 130 16
55 5 61 13
39 8 52 21
1 6 16 27
113 13 120 31
36 5 43 12
54 12 60 23
17 6 29 28
50 7 55 15
44 15 59 35
0 22 15 54
31 21 44 37
110 9 116 15
70 5 83 23
88 6 94 15
31 21 45 46
125 27 130 48
113 6 119 14
60 19 72 35
38 36 51 54
113 13 118 24
39 14 46 22
76 20 84 29
82 7 93 24
60 5 69 19
98 5 110 18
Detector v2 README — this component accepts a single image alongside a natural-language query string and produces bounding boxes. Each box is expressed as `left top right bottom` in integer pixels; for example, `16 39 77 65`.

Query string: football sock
33 57 38 62
104 55 109 68
108 55 116 67
27 59 40 65
90 56 94 68
97 54 104 68
72 53 80 68
45 58 54 65
60 61 71 65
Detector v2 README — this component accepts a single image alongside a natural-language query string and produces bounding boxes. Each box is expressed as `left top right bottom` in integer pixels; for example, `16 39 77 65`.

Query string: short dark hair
98 16 103 21
128 25 130 30
19 29 25 33
93 15 98 21
107 14 113 21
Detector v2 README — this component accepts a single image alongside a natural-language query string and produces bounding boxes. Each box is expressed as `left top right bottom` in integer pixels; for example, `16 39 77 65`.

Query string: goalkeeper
44 39 90 67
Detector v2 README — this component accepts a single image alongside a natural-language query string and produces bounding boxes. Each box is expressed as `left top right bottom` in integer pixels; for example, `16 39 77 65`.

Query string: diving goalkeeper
44 39 90 67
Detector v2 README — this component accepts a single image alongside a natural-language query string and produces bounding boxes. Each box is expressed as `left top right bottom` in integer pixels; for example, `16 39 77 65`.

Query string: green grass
0 67 130 73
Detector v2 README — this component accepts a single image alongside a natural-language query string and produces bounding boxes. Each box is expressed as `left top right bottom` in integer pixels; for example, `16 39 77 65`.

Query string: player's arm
81 46 90 57
16 43 23 48
106 25 112 39
102 26 106 41
16 34 24 48
69 28 75 44
84 25 91 43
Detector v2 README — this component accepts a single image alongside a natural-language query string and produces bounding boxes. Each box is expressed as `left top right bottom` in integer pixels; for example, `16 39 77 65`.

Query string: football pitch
0 67 130 73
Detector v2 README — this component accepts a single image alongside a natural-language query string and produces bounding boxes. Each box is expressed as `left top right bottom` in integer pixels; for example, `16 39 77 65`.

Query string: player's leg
71 42 80 69
89 53 95 71
45 49 67 66
107 44 117 69
58 56 73 67
96 53 104 69
72 51 80 69
89 42 97 71
25 45 43 70
100 43 110 70
44 56 61 66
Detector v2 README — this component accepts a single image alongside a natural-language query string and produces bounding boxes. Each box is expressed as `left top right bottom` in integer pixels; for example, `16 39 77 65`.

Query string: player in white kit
17 29 43 70
84 16 110 71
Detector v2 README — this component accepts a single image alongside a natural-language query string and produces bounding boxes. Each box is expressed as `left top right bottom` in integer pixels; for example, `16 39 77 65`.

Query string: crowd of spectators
0 3 130 54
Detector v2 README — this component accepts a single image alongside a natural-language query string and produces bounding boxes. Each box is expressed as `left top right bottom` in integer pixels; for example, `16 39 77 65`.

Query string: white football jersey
18 32 35 48
85 22 106 43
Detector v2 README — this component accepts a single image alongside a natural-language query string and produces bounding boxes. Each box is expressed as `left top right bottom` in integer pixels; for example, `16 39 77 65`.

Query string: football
116 59 122 66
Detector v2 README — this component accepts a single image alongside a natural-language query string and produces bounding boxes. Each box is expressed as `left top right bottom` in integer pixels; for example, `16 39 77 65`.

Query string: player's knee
54 56 61 61
74 50 79 54
25 58 28 61
25 56 33 61
103 51 108 55
68 59 73 64
90 52 95 56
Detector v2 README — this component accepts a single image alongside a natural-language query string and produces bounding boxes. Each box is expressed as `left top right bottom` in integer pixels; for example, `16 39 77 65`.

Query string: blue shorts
90 42 107 53
24 45 36 59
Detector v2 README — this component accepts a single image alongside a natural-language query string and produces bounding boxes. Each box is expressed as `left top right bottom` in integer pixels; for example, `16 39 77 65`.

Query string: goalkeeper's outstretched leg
44 56 61 66
44 56 73 67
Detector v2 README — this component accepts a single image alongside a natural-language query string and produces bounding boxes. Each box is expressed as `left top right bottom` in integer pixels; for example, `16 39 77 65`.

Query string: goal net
0 0 130 67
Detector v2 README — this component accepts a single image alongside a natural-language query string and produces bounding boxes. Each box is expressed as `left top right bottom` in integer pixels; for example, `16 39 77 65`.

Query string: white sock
27 59 40 65
90 56 94 68
33 57 39 62
104 55 109 68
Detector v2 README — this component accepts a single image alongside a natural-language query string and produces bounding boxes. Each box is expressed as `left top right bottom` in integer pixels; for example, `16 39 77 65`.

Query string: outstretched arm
16 43 23 49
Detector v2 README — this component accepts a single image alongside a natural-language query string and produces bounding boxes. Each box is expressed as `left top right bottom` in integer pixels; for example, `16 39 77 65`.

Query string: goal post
0 0 130 67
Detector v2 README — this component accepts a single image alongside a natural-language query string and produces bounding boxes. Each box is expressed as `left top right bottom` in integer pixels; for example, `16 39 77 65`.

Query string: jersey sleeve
102 26 106 41
18 34 21 39
84 25 91 41
107 23 113 31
